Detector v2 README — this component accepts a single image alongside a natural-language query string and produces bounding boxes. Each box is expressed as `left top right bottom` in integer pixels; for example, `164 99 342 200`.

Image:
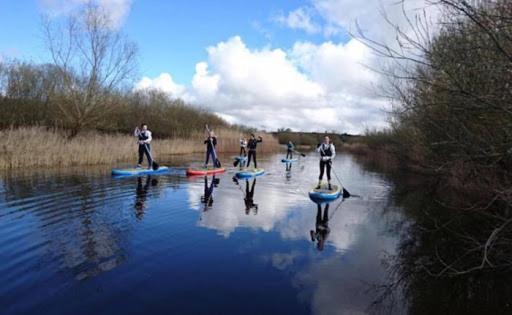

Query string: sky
0 0 439 133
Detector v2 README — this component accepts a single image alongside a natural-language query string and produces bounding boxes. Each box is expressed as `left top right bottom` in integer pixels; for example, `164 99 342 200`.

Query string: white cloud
40 0 132 28
136 36 388 133
313 0 441 44
274 7 320 34
134 73 188 100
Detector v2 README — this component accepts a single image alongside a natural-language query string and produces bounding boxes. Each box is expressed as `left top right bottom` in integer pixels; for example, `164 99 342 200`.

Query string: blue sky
0 0 436 132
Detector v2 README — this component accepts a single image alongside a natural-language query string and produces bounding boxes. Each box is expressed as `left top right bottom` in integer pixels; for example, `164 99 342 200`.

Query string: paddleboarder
316 136 336 190
286 141 295 159
134 123 153 169
204 125 220 168
247 134 263 168
240 137 248 157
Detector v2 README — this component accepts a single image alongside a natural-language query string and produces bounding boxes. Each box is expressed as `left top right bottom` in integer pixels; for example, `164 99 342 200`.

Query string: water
0 153 404 314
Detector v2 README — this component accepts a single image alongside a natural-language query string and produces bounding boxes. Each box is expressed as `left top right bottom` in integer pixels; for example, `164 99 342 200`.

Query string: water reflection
201 175 219 211
135 176 158 219
1 153 405 315
285 162 292 181
310 203 330 251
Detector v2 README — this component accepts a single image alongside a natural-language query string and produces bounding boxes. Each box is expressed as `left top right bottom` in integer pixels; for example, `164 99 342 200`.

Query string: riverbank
0 127 280 169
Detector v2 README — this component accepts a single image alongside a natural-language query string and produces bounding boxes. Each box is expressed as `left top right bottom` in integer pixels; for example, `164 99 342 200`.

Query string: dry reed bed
0 127 280 170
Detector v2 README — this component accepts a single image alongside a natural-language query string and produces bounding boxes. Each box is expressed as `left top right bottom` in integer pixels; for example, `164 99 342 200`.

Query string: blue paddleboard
112 166 169 176
235 168 265 178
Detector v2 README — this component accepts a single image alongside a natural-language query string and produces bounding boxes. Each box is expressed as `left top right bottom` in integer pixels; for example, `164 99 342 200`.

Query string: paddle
293 149 306 157
143 143 160 170
329 161 351 198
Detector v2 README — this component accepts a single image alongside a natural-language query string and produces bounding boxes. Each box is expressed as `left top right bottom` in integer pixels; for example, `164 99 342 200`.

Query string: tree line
0 2 236 138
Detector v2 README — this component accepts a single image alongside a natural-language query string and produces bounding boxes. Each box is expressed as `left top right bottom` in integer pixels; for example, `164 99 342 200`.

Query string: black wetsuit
247 137 262 168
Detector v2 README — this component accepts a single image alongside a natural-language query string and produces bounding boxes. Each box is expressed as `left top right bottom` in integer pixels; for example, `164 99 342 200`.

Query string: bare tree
43 2 137 136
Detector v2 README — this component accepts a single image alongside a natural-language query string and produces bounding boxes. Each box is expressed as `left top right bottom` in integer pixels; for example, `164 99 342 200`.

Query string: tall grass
0 127 280 170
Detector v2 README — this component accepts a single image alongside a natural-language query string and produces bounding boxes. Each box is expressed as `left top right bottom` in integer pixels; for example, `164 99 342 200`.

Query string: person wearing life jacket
204 129 218 168
316 135 336 190
240 137 248 157
134 123 153 169
286 141 295 159
247 134 263 168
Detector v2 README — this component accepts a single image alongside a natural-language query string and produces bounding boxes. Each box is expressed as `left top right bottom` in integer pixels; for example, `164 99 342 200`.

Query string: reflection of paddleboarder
201 175 219 211
310 203 330 251
285 162 292 180
135 176 158 219
244 178 258 215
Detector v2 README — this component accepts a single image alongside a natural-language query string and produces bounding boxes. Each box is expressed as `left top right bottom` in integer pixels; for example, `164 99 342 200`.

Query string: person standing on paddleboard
286 141 295 159
204 126 219 168
240 137 248 157
247 134 263 168
316 135 336 190
134 123 153 169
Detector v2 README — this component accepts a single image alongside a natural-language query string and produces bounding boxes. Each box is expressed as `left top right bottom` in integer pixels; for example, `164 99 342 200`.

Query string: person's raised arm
134 126 140 137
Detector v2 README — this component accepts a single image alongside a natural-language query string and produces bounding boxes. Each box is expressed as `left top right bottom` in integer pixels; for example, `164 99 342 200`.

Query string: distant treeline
0 61 253 138
273 128 360 147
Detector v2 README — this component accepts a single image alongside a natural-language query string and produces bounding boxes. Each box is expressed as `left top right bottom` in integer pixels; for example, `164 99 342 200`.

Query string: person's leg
253 151 258 168
248 151 254 168
317 161 325 188
138 145 144 167
205 148 212 166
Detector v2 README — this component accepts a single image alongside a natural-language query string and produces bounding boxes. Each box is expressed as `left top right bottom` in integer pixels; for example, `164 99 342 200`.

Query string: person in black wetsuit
310 203 330 251
244 178 258 215
316 136 336 190
134 123 152 169
247 134 263 168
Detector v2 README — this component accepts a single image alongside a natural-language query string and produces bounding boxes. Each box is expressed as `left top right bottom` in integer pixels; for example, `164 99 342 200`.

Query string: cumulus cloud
136 36 388 133
134 73 188 100
40 0 132 28
274 7 320 34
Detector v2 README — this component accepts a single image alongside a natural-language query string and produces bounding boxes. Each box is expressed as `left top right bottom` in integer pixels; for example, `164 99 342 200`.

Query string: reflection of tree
135 176 158 219
310 203 330 251
371 176 512 314
0 169 165 282
244 178 258 215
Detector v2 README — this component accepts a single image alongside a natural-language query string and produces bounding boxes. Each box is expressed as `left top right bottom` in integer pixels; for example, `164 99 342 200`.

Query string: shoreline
0 127 280 170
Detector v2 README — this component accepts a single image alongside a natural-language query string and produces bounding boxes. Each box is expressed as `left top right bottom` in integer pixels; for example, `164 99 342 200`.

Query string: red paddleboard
186 167 226 176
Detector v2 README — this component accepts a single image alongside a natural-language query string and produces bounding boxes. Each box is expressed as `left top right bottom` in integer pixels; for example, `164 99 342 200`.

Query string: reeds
0 127 281 169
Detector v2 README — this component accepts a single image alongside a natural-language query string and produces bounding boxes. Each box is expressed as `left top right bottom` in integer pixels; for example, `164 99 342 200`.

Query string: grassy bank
0 127 280 170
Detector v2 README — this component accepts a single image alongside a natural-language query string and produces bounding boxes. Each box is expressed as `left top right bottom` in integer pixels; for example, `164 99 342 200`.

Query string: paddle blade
342 188 351 198
215 159 222 168
152 161 160 170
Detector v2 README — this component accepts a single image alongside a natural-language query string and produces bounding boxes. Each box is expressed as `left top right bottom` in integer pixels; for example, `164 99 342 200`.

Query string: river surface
2 152 497 314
